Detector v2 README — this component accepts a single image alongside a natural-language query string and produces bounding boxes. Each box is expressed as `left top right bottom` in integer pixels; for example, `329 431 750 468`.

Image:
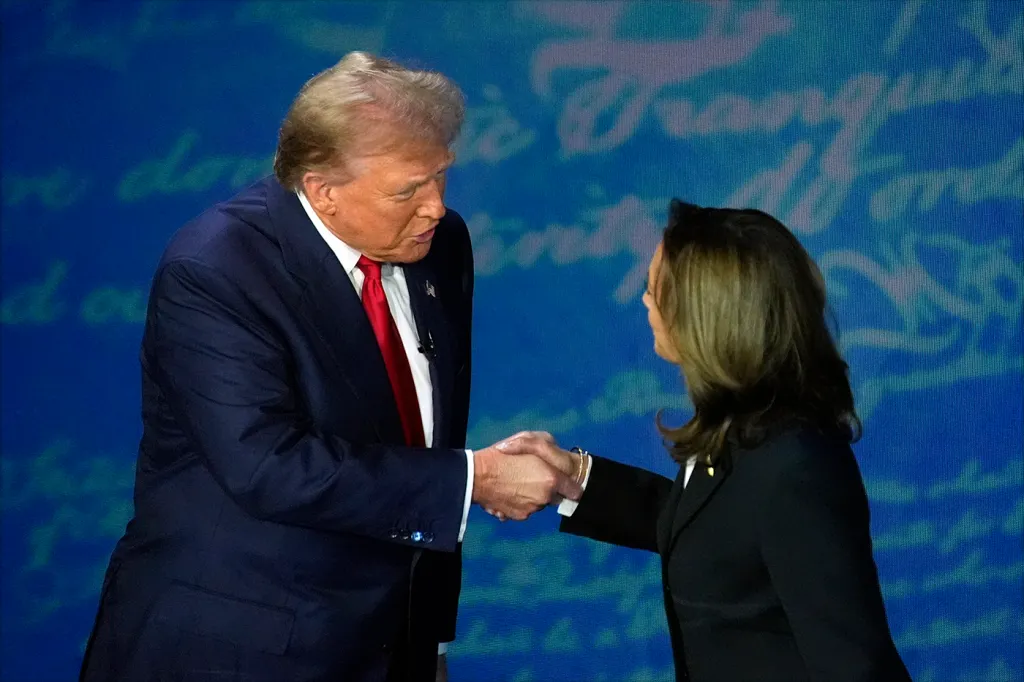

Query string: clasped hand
471 431 581 521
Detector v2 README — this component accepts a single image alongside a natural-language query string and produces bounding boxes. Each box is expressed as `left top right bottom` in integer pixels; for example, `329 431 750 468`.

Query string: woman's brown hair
654 199 861 464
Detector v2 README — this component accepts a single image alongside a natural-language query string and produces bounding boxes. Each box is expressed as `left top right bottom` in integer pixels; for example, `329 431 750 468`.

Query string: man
80 53 579 682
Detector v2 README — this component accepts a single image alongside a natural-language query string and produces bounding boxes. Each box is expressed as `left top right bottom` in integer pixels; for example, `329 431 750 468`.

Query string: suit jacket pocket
672 596 790 633
154 581 295 655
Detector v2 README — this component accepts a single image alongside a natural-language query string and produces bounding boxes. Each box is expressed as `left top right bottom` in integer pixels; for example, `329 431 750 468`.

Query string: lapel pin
425 281 436 298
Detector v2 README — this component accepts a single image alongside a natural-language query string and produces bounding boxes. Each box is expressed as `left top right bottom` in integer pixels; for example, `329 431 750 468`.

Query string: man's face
305 140 454 263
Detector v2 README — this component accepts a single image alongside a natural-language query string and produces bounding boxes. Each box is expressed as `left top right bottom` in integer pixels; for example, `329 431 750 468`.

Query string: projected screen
2 1 1021 680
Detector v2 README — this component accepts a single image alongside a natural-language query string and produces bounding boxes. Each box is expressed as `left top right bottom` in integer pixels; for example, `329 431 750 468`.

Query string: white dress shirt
558 455 696 517
298 193 472 654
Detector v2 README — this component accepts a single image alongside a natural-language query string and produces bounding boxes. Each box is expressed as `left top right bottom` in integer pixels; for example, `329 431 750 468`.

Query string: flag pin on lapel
425 281 436 298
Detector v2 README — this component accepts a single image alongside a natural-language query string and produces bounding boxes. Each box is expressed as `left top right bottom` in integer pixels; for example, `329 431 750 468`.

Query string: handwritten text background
2 1 1022 680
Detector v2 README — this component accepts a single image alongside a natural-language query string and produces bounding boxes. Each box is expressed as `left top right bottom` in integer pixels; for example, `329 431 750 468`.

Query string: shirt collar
296 190 370 278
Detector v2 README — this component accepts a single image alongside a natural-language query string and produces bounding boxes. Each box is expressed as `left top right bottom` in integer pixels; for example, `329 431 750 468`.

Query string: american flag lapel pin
425 281 436 298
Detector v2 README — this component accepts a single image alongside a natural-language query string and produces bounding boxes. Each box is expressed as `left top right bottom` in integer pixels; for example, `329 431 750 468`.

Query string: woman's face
642 244 681 364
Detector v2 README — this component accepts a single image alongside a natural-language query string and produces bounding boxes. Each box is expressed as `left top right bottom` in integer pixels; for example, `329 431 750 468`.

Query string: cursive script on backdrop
529 0 1022 233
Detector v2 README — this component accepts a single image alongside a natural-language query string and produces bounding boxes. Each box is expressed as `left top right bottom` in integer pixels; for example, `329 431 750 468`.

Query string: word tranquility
531 0 1023 232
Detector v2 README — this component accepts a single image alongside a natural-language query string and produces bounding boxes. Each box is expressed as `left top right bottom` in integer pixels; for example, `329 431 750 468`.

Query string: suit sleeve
757 442 911 682
559 455 673 553
418 212 474 645
148 257 467 552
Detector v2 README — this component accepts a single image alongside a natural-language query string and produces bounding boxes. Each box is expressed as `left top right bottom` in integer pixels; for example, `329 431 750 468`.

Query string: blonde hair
654 200 860 464
273 51 465 189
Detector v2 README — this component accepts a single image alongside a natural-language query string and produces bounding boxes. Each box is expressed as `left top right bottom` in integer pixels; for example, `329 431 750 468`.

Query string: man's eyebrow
404 158 455 185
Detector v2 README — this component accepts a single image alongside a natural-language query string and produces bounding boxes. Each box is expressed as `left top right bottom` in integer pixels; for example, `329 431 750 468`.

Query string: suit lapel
298 262 406 443
401 259 454 448
266 179 403 443
664 451 733 557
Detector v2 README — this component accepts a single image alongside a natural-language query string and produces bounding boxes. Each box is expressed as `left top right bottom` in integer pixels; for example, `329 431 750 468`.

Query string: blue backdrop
2 1 1022 680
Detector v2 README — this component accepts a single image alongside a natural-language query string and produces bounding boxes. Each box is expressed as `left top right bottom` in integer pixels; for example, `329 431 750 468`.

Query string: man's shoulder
430 207 471 266
160 177 279 271
437 207 469 246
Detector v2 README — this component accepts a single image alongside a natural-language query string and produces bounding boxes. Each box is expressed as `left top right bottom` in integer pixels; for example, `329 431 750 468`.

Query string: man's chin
395 240 433 263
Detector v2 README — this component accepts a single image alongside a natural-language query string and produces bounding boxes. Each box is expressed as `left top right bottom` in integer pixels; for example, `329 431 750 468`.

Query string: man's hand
472 434 582 521
499 431 577 478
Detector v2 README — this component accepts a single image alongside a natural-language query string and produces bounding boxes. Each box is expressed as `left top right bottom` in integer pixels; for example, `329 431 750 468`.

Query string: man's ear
301 172 337 216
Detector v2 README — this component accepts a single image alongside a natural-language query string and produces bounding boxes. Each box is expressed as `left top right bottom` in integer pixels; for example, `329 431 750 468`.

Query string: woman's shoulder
737 422 860 482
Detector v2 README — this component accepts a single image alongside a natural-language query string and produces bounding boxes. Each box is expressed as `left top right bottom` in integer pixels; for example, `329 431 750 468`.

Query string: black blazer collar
658 450 734 556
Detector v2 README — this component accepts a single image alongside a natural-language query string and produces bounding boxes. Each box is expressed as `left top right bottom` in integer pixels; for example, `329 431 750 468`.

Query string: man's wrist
470 449 491 503
458 450 473 543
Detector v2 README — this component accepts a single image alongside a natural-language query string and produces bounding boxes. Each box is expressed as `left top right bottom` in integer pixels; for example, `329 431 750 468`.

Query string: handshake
470 431 585 522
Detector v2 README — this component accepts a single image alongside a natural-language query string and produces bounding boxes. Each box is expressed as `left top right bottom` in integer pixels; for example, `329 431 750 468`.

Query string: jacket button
411 531 424 542
422 532 434 543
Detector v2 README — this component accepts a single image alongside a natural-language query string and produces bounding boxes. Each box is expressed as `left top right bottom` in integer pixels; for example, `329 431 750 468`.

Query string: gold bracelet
569 447 591 485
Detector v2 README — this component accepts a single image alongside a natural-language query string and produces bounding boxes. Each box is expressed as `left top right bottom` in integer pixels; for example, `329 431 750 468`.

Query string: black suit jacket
80 177 474 682
561 426 912 682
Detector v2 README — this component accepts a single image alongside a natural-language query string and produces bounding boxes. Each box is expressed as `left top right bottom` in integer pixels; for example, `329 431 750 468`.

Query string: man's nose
417 179 446 221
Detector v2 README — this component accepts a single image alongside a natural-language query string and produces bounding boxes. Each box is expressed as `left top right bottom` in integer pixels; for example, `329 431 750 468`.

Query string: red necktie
356 256 426 447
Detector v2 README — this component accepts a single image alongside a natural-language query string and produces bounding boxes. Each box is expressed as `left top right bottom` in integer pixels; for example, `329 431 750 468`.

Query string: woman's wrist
568 447 592 485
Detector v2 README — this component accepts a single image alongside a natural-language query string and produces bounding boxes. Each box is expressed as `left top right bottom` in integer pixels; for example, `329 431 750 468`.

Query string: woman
505 200 912 681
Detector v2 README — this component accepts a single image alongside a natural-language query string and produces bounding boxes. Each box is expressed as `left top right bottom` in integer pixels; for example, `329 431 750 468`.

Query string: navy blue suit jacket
80 177 474 682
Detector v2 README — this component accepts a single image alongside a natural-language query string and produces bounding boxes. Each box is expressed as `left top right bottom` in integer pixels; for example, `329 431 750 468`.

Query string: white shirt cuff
458 449 473 543
438 641 448 655
556 454 592 517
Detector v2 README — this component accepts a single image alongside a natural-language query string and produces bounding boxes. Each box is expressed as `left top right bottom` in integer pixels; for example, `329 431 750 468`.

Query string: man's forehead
350 144 452 185
417 148 455 169
393 149 454 179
